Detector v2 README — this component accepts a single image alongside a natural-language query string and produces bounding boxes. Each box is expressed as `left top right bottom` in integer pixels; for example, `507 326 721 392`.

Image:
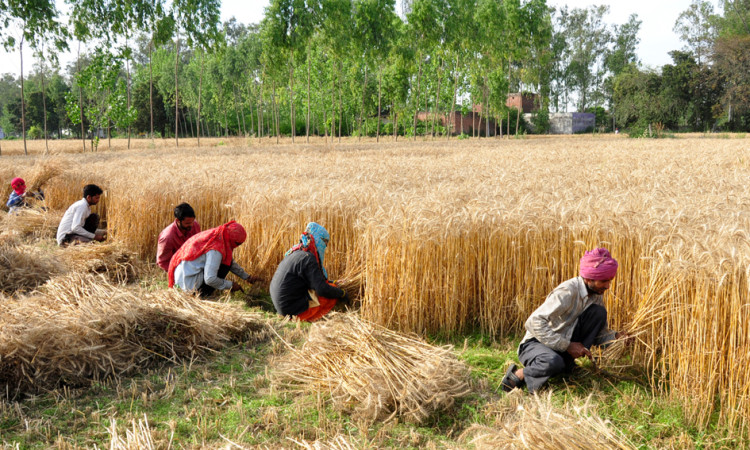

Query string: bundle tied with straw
273 313 472 424
0 273 271 397
460 390 636 450
58 241 141 283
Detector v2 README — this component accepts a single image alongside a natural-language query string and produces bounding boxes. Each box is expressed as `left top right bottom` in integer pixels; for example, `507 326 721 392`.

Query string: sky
0 0 699 78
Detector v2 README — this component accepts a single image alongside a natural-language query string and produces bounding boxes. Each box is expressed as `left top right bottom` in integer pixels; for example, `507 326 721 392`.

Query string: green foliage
27 125 42 139
531 108 550 134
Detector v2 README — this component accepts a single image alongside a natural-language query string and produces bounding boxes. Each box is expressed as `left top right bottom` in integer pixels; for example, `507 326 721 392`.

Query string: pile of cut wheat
0 273 271 397
273 313 471 424
460 390 635 449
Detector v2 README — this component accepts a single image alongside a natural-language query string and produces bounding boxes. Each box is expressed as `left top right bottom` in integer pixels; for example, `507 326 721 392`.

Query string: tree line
0 0 748 154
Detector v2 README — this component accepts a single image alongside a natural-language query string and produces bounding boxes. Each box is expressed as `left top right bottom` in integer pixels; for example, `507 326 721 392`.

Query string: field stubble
2 136 750 435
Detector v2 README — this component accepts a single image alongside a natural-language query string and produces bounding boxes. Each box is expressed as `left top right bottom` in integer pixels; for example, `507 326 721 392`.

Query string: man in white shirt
56 184 107 246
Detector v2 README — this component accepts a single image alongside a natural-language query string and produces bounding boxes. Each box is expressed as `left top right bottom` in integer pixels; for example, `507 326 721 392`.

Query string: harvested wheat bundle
0 207 63 241
273 313 471 424
0 273 271 397
24 159 64 193
57 242 141 283
0 243 60 294
460 390 635 450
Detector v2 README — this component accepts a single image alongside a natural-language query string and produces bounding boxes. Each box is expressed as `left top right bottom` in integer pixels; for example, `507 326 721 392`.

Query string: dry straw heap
273 313 471 424
2 136 750 433
461 390 635 450
0 273 270 397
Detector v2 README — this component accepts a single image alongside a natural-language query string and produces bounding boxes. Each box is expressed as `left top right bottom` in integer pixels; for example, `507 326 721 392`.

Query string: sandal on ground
501 363 524 392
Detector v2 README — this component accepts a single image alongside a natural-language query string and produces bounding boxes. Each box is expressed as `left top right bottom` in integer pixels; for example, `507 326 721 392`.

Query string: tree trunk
41 53 49 154
233 86 241 136
449 55 459 139
515 107 520 136
259 68 265 141
289 52 295 144
306 49 311 143
359 64 368 141
338 71 343 142
331 67 336 141
482 83 490 138
412 58 423 141
247 84 254 136
432 59 443 139
507 110 510 138
126 34 132 149
376 66 382 142
394 110 398 141
272 80 279 144
149 37 154 141
20 39 27 155
174 34 180 147
197 51 203 147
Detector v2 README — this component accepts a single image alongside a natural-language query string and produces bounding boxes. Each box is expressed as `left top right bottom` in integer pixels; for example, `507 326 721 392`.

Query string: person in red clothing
168 220 257 297
156 203 201 271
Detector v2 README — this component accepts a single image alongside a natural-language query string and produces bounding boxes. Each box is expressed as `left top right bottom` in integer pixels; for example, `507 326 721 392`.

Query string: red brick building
506 93 539 114
416 110 498 136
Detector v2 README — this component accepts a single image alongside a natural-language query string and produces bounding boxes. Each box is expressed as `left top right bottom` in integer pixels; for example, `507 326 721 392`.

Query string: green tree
673 0 716 67
0 0 67 155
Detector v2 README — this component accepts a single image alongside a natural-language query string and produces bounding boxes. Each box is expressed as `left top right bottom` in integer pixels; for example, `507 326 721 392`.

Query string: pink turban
11 177 25 195
579 248 618 280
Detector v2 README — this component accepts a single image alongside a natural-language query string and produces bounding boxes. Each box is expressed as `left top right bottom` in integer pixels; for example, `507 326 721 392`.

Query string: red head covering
11 177 25 195
579 248 618 280
167 220 247 287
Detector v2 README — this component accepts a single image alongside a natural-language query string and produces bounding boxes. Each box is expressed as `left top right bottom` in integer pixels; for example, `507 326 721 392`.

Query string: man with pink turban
501 248 627 393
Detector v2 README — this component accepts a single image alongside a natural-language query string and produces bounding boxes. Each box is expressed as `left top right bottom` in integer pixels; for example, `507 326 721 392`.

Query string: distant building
522 112 596 134
549 113 595 134
416 110 499 136
0 128 4 139
506 93 539 114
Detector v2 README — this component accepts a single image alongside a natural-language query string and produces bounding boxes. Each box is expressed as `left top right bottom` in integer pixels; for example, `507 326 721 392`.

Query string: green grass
1 298 744 448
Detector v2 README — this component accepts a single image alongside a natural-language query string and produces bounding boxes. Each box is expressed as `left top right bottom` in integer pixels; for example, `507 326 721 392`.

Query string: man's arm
525 285 576 352
156 232 173 271
594 298 617 345
69 204 95 239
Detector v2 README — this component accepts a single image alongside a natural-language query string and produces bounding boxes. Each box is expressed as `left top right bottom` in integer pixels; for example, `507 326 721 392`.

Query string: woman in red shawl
168 220 258 297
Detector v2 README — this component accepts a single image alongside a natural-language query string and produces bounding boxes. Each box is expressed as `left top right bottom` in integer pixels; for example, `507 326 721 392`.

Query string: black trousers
62 214 100 244
518 304 608 393
198 263 231 298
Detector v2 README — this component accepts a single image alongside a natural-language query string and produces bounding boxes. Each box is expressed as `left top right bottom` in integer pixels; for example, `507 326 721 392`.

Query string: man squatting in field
501 247 629 393
270 222 349 322
156 202 202 271
168 220 259 297
56 184 106 246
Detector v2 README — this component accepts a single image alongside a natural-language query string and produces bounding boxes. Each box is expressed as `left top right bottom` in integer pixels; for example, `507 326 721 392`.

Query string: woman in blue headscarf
269 222 349 321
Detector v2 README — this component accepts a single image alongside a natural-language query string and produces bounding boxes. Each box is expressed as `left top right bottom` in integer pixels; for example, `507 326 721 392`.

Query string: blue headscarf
285 222 331 279
302 222 329 277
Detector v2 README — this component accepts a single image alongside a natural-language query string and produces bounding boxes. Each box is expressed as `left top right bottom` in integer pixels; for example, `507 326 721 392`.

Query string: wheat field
1 134 750 434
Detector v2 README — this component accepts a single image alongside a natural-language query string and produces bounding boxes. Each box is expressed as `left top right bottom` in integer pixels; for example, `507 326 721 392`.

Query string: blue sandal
501 363 524 392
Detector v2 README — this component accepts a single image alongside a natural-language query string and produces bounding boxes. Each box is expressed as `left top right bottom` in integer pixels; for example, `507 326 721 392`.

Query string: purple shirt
156 219 202 271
